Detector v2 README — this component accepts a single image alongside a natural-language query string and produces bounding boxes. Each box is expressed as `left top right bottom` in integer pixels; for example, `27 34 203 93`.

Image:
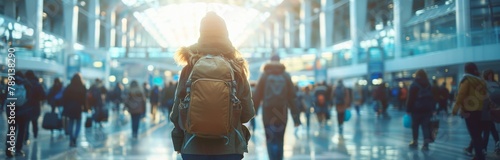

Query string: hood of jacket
263 62 285 75
175 45 235 66
461 73 483 84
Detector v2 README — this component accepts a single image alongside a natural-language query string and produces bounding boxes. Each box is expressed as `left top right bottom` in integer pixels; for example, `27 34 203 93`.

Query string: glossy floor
1 104 499 160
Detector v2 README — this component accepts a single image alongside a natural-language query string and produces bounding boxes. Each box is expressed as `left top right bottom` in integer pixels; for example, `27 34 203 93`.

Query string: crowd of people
1 70 178 157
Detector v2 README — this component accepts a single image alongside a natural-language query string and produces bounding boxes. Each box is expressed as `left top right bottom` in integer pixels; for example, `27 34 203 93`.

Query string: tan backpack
179 54 241 139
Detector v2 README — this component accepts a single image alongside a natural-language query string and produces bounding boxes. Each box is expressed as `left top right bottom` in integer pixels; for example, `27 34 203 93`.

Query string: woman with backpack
406 69 435 151
452 62 488 160
62 73 88 147
124 80 146 139
170 12 255 160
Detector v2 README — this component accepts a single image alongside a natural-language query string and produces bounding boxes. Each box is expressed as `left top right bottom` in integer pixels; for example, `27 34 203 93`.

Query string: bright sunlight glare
132 2 270 49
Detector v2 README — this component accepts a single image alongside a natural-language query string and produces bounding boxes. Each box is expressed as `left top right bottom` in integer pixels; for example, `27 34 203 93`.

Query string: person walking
452 62 488 160
62 73 88 147
332 80 351 135
47 78 65 134
24 70 46 144
160 81 176 121
47 78 64 116
301 86 314 129
89 79 107 127
353 83 364 116
406 69 436 151
436 82 450 115
124 80 146 139
149 85 160 122
169 12 255 160
254 55 301 160
481 69 500 154
109 83 123 112
4 71 32 157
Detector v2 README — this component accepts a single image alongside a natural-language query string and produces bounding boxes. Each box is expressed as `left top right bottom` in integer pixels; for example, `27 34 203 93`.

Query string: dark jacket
89 84 107 108
47 83 63 106
62 83 87 119
160 84 176 108
406 77 434 114
170 48 255 155
11 76 33 118
253 62 301 126
27 79 46 117
149 86 160 104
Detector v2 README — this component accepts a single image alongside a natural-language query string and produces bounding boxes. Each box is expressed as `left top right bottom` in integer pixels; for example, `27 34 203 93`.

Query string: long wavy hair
174 46 249 80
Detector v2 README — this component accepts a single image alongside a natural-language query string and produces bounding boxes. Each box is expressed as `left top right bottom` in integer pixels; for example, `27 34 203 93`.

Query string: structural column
267 23 274 50
349 0 367 64
5 0 16 19
25 0 43 57
63 0 79 79
278 19 285 49
87 0 100 49
300 0 312 49
456 0 471 47
320 0 334 49
393 0 413 59
285 11 296 48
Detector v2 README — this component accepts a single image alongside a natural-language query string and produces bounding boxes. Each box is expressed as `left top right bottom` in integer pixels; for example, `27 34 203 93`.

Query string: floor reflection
1 105 499 159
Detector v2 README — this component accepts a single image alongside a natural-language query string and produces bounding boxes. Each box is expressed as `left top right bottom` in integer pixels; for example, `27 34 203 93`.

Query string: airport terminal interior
1 0 500 159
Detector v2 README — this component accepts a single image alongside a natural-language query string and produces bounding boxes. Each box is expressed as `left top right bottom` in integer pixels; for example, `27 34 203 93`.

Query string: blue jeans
131 114 141 137
181 154 243 160
264 124 286 160
67 118 82 141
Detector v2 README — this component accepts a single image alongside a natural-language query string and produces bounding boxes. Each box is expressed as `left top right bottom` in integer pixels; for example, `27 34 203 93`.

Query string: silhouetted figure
481 69 500 154
5 71 32 157
406 69 435 151
160 81 176 120
353 83 364 116
124 80 146 139
24 70 46 143
89 79 107 127
62 73 87 147
373 83 389 118
399 84 408 110
314 82 330 127
333 80 351 135
301 86 314 129
109 83 123 112
48 78 64 115
436 82 449 115
47 78 65 134
149 85 160 121
254 55 301 160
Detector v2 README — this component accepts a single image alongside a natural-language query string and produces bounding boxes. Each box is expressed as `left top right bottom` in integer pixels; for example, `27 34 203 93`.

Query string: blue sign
67 54 81 80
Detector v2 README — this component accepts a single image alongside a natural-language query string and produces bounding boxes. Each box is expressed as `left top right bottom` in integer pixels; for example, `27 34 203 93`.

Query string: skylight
131 2 272 48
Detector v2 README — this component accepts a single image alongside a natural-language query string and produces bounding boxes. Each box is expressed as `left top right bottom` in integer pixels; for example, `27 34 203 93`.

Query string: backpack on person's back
314 86 328 107
10 84 28 106
179 54 242 139
414 83 435 112
334 86 346 105
264 74 288 106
